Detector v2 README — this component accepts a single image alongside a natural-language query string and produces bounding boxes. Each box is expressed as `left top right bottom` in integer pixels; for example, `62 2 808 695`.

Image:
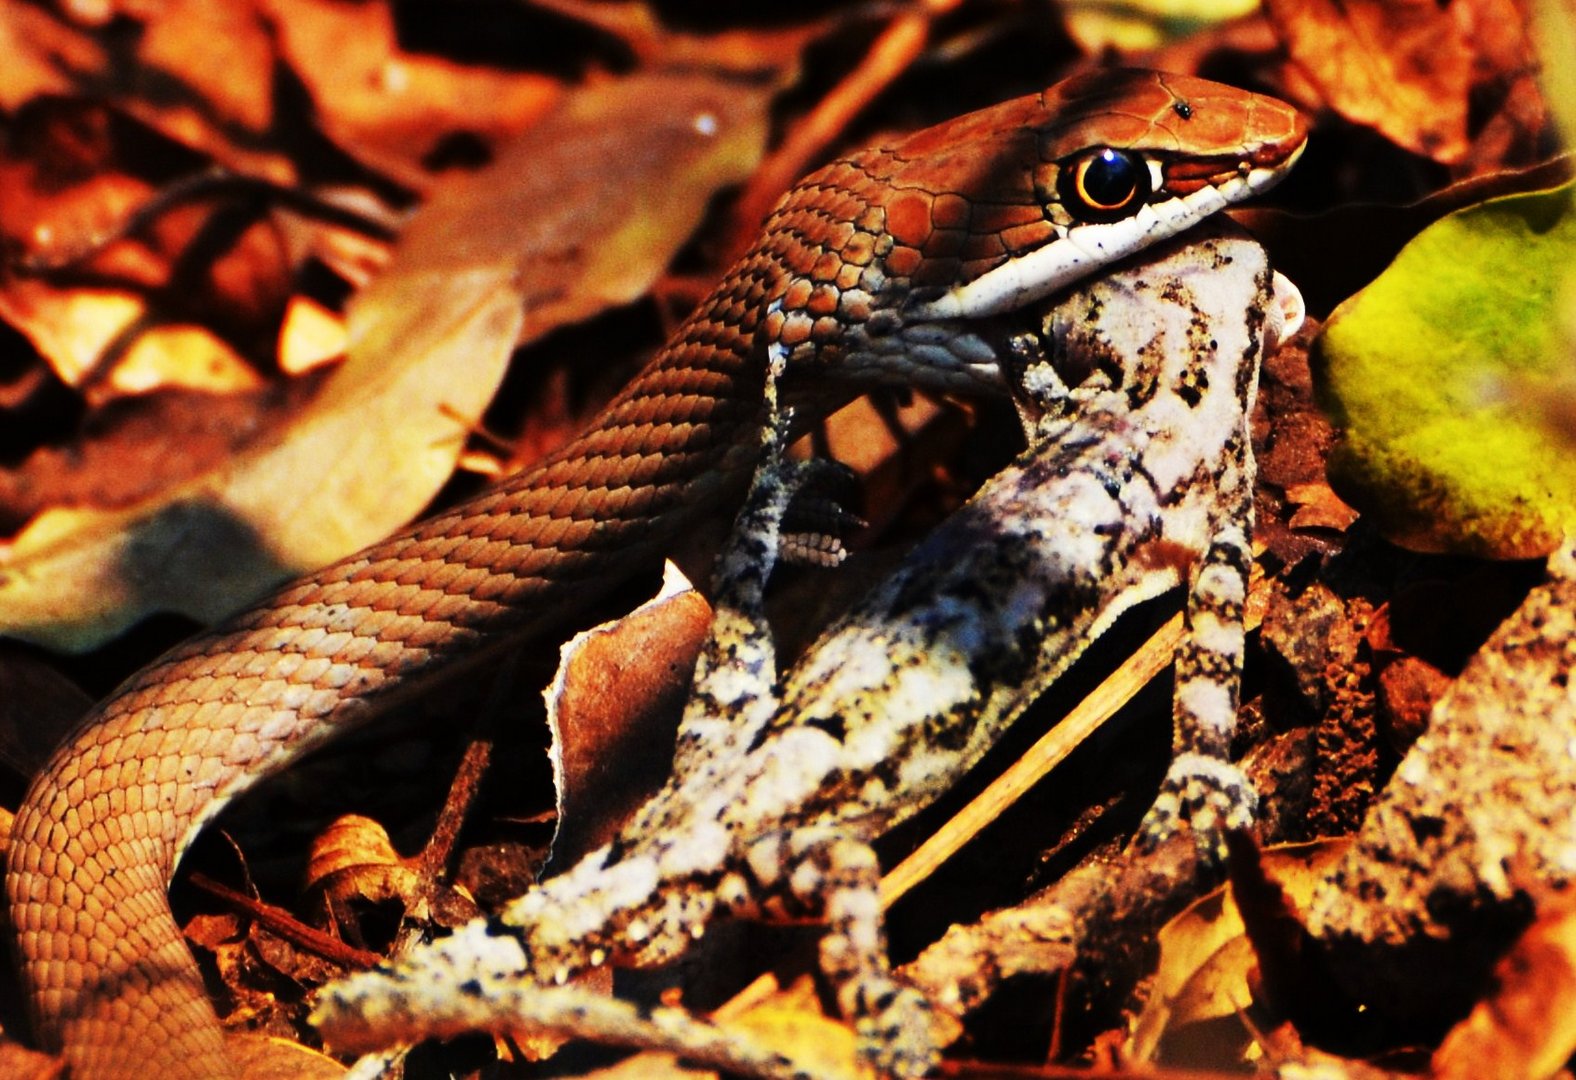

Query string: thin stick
880 614 1186 909
188 871 384 969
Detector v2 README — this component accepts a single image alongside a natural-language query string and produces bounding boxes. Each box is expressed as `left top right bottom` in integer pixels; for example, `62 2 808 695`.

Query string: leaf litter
0 2 1574 1078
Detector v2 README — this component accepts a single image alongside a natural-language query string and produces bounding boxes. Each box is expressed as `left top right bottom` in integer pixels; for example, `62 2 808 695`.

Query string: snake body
6 70 1305 1078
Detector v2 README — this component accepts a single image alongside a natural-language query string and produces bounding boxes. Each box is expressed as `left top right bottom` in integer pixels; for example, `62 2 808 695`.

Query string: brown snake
6 70 1306 1078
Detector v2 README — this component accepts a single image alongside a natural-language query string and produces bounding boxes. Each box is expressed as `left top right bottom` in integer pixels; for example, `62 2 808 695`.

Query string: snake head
755 69 1307 398
889 68 1309 320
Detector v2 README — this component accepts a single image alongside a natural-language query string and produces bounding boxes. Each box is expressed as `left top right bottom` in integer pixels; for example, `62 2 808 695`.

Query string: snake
6 69 1306 1079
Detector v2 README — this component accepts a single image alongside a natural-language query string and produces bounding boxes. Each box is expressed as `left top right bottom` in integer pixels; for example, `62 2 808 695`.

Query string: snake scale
6 69 1306 1078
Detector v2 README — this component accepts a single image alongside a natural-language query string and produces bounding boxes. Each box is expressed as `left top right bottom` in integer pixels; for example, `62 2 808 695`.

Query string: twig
188 871 383 970
881 613 1186 909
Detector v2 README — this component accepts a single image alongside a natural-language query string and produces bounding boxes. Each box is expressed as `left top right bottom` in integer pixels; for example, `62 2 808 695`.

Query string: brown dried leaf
0 246 515 648
0 133 165 287
1374 654 1451 752
1431 894 1576 1080
1283 480 1359 532
1264 0 1472 162
712 976 861 1076
0 106 300 380
186 912 348 1074
1453 0 1545 173
303 814 419 910
0 282 262 400
0 1037 63 1080
1129 840 1352 1065
0 379 323 532
575 975 858 1080
277 295 346 375
227 1033 347 1080
137 0 275 134
260 0 558 184
351 67 774 361
20 0 296 183
183 910 262 1010
0 60 773 651
545 563 711 869
1065 0 1259 53
0 0 104 109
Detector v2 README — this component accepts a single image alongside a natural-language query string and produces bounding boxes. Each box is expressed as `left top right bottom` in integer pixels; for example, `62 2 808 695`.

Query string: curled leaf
303 814 418 909
544 562 710 870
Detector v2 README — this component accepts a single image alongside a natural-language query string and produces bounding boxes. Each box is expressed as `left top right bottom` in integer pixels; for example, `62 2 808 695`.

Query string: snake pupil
1060 147 1151 222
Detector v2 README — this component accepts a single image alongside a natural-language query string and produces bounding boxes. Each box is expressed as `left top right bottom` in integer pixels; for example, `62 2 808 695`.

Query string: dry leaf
260 0 558 184
0 99 300 383
0 63 774 651
573 975 859 1080
0 141 164 284
1129 840 1351 1065
351 67 774 360
227 1032 347 1080
1374 654 1451 751
0 0 104 109
108 321 263 398
1065 0 1259 52
0 287 265 400
723 976 861 1077
1265 0 1472 161
0 380 325 531
137 0 274 134
182 909 290 1034
278 295 347 375
0 250 518 649
0 1038 62 1080
1283 480 1359 532
545 562 711 870
1431 894 1576 1080
303 814 420 911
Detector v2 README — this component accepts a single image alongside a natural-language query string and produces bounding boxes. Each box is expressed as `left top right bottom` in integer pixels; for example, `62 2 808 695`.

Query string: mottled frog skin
315 221 1298 1077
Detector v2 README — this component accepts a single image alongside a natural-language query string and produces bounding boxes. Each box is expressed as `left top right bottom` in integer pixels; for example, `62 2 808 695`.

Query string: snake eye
1058 148 1151 222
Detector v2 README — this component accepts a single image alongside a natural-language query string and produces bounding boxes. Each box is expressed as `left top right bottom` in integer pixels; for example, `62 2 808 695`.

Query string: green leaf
1314 181 1576 558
